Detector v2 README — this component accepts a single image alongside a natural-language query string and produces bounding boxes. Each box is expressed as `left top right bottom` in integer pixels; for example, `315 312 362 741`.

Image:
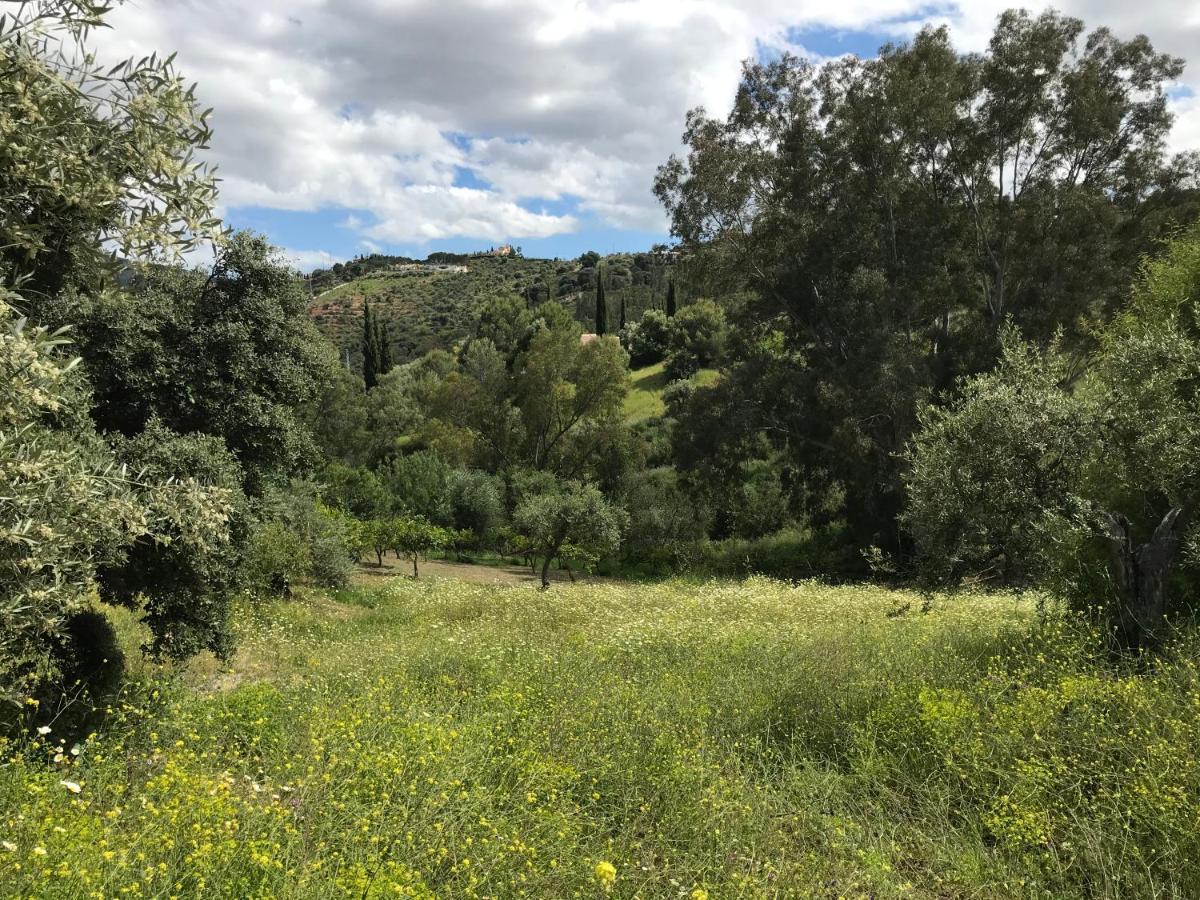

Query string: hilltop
305 249 682 365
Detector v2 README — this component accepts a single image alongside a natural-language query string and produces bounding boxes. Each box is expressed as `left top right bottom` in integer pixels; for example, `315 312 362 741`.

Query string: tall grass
2 577 1198 898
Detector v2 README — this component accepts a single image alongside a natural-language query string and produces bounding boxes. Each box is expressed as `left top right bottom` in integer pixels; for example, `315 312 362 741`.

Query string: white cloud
281 248 340 271
92 0 1200 248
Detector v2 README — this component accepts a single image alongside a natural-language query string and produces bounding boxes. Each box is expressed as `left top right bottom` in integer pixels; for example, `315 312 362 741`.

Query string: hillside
306 251 683 366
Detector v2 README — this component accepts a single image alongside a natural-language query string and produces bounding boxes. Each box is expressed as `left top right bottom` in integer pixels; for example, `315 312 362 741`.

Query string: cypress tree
595 266 607 336
665 279 677 317
376 316 392 376
619 291 626 331
362 301 379 389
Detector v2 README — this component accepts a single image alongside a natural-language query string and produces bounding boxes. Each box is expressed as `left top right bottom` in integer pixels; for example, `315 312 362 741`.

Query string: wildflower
60 780 82 794
691 891 709 900
36 726 51 736
1 842 15 852
595 860 617 889
24 698 38 707
32 846 46 856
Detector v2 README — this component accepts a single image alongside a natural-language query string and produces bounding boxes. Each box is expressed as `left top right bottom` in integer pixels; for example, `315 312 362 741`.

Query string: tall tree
619 291 627 331
376 314 393 376
362 302 380 389
665 279 677 317
655 10 1198 554
50 232 335 494
595 266 608 336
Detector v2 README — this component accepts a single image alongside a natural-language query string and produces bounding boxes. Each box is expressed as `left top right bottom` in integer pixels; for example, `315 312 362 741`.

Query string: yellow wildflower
594 860 616 889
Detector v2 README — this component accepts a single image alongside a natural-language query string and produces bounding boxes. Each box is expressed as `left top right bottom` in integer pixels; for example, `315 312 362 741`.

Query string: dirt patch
352 551 606 587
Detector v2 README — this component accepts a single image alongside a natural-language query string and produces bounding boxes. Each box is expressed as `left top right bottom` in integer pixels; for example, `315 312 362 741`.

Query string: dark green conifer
595 266 607 336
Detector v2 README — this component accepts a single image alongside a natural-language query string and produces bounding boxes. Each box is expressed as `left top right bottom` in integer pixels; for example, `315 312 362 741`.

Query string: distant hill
305 249 684 367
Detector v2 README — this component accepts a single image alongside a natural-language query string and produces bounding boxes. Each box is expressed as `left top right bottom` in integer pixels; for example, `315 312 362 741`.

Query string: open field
3 576 1200 898
623 362 719 422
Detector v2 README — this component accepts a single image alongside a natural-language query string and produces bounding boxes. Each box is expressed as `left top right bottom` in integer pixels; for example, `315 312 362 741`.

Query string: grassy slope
624 362 718 422
4 575 1199 898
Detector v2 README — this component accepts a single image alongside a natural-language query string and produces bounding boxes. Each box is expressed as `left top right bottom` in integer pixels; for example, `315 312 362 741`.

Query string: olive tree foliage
0 0 222 301
0 292 232 707
905 226 1200 651
513 482 627 588
654 10 1197 553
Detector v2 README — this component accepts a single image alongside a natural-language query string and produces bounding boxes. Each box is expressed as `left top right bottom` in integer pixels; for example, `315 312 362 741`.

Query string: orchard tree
390 516 448 578
514 483 627 587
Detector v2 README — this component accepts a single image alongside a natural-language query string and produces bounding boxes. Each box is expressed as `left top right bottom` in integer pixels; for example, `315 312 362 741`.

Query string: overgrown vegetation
4 578 1200 898
6 0 1200 894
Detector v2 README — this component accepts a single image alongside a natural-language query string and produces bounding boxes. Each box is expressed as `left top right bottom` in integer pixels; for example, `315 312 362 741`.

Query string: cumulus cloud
93 0 1200 250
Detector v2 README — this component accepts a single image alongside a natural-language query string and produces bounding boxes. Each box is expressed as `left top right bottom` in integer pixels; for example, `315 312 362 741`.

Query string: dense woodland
5 1 1200 894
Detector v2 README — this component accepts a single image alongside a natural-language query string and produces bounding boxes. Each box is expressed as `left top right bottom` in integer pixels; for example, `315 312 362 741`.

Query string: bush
664 299 726 379
624 309 670 366
252 483 358 593
245 521 310 596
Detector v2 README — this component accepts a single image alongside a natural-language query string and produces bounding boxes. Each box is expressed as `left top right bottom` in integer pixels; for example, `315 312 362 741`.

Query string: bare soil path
352 551 608 587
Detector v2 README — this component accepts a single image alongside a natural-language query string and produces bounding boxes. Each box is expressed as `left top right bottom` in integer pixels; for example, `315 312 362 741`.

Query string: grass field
624 363 718 422
3 575 1200 898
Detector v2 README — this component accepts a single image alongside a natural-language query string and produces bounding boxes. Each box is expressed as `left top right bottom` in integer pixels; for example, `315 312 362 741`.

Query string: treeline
6 0 1200 732
654 9 1200 647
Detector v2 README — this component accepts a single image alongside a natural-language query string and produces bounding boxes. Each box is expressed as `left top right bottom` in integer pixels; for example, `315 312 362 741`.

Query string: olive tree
514 483 626 588
905 226 1200 651
0 291 232 710
1 0 221 300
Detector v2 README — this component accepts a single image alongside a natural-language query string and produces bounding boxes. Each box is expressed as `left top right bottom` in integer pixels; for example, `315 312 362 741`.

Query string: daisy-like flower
36 726 51 736
60 780 82 794
1 841 16 853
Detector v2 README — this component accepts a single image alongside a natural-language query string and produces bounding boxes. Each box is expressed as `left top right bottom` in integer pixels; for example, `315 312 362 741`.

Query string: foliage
361 301 392 389
0 0 221 299
430 323 632 480
249 482 359 593
513 482 626 586
905 223 1200 647
388 516 450 578
378 451 452 523
0 294 143 706
664 298 726 380
624 308 670 367
655 11 1199 552
47 232 336 493
99 421 243 662
320 462 390 521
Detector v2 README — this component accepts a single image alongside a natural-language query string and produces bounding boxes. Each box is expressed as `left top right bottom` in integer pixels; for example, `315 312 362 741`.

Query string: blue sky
98 0 1200 272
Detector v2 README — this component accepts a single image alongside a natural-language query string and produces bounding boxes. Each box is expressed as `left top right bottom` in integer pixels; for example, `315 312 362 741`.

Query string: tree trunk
540 555 552 589
1098 507 1184 652
411 554 419 579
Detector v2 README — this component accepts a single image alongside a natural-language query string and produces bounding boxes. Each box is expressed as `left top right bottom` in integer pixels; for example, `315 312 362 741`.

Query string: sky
93 0 1200 271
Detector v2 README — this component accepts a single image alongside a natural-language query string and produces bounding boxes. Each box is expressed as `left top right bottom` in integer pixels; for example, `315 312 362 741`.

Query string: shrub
625 309 670 366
